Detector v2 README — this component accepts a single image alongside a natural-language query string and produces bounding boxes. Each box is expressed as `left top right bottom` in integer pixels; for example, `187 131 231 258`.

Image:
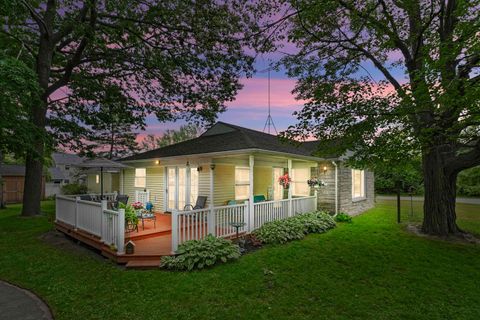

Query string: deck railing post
171 210 178 253
75 197 80 229
117 208 125 254
288 159 293 217
246 200 254 232
314 191 318 211
100 200 107 243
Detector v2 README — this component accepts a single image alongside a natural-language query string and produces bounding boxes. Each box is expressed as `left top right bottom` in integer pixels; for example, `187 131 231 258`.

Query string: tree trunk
421 147 460 236
0 150 5 209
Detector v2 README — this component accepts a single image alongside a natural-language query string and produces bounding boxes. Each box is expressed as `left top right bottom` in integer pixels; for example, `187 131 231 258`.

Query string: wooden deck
55 212 173 269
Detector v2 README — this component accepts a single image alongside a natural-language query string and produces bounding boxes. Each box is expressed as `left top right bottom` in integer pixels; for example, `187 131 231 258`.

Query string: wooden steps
125 259 161 269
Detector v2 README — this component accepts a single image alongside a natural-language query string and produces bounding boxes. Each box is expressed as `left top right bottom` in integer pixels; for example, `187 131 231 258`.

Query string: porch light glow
323 166 327 173
155 160 160 165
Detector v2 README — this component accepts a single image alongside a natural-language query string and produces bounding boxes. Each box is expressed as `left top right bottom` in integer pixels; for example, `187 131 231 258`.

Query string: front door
166 167 199 211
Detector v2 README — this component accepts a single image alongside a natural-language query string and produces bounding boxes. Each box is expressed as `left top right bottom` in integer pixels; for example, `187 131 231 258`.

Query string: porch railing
56 195 125 253
171 195 317 252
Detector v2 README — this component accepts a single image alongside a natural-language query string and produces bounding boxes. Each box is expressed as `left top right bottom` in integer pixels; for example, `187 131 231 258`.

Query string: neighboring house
119 122 374 216
45 153 85 197
0 165 45 203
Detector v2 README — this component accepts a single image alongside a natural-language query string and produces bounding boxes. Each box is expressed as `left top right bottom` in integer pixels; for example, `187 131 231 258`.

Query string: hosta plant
160 235 240 271
335 213 353 223
292 211 336 233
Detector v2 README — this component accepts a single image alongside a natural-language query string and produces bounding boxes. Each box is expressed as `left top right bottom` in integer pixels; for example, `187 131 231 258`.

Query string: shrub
160 235 240 271
335 212 352 223
61 183 88 195
252 211 336 245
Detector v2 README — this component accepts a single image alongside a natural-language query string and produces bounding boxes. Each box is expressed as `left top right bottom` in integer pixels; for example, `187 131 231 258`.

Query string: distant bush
61 183 88 195
253 211 336 244
160 235 240 271
335 212 352 223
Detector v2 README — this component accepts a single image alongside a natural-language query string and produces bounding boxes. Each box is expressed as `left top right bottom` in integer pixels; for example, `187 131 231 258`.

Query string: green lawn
1 200 480 319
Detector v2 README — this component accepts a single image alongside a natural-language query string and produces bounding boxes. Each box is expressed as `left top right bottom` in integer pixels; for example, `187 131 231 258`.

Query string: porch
55 191 317 268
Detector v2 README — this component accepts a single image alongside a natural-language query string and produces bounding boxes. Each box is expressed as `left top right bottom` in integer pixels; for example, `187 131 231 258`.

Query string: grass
1 200 480 319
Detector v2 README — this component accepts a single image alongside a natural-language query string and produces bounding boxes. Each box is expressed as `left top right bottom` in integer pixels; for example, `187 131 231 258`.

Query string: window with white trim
134 168 146 188
352 169 365 199
235 167 250 200
291 168 310 196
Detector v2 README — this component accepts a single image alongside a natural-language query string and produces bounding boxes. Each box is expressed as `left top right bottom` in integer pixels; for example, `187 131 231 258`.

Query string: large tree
141 124 201 151
1 0 254 216
257 0 479 235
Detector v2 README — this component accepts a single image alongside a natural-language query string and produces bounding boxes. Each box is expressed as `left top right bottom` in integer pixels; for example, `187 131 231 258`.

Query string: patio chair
116 194 129 207
79 195 93 201
253 195 266 203
183 196 207 211
139 210 156 230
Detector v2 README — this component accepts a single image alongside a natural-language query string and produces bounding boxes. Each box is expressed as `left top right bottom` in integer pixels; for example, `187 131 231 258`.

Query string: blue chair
253 195 266 203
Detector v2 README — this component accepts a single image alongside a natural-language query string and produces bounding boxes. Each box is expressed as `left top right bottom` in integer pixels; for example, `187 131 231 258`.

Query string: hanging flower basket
307 177 327 189
278 173 292 189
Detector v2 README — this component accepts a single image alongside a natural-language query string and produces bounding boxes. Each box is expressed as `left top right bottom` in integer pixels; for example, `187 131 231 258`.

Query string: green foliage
160 235 240 271
118 203 139 225
335 213 352 223
141 124 201 151
60 184 88 195
253 211 336 244
457 167 480 197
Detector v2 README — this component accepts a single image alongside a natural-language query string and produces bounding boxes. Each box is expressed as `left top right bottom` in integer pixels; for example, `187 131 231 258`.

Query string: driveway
0 281 53 320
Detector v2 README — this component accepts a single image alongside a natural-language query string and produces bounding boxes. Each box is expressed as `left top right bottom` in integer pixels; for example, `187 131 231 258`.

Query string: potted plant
278 173 292 189
132 201 144 216
307 177 327 189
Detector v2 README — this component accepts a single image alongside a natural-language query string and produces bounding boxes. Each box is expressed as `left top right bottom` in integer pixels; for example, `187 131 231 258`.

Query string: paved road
376 195 480 205
0 280 53 320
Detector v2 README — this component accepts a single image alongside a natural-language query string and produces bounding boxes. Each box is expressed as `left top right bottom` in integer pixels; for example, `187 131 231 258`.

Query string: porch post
248 155 255 232
75 196 80 229
119 169 124 194
288 159 292 217
117 208 125 254
208 164 215 235
171 210 178 253
314 190 318 211
100 200 107 242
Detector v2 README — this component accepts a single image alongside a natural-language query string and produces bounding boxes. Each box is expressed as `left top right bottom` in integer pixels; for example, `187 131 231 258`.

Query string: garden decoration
278 173 292 189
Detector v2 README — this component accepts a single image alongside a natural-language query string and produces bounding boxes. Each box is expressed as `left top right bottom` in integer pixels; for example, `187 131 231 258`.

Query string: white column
171 210 179 253
117 208 125 254
101 200 108 242
207 165 215 235
288 159 292 217
314 190 318 211
119 169 124 194
75 196 80 229
248 155 255 232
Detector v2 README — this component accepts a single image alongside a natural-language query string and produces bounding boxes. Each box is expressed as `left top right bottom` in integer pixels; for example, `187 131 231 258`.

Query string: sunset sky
141 50 408 139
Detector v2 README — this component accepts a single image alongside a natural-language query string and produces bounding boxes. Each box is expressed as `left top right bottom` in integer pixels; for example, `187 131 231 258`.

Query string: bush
61 183 88 195
335 212 352 223
160 235 240 271
253 211 336 244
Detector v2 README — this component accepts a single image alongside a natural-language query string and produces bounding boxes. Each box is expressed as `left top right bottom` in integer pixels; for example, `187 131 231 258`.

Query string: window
235 167 250 200
135 168 146 188
65 165 70 171
352 169 365 199
291 168 310 196
95 175 100 184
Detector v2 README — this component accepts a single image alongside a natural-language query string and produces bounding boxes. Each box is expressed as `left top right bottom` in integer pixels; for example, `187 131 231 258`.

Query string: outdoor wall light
197 166 203 172
155 160 160 165
186 161 190 167
323 166 327 174
210 164 216 170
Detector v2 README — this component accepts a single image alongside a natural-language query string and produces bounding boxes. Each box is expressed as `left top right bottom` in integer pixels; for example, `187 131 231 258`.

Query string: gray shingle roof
48 167 66 180
0 165 26 176
121 122 329 161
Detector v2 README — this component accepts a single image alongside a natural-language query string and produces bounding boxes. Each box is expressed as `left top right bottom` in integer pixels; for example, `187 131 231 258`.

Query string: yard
1 199 479 319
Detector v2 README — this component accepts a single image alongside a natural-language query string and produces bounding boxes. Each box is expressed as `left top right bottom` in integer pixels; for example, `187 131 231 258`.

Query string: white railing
292 196 317 216
56 195 125 254
63 193 117 201
253 199 290 229
171 195 317 253
215 204 248 238
76 200 102 237
102 208 125 253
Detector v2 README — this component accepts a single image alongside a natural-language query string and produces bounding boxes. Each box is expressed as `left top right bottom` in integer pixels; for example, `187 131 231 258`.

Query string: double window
352 169 365 199
135 168 147 188
235 167 250 200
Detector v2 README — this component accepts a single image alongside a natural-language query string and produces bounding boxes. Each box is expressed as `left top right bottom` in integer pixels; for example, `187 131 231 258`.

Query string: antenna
263 69 278 135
